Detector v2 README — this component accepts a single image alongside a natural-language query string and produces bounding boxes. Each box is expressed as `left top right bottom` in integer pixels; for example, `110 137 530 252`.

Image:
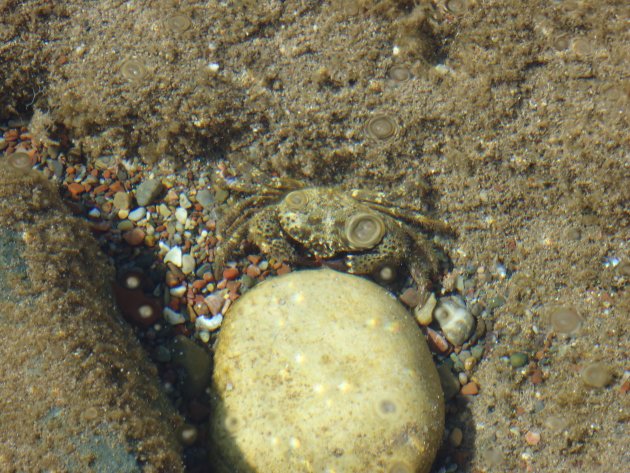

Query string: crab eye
284 190 308 210
345 213 385 249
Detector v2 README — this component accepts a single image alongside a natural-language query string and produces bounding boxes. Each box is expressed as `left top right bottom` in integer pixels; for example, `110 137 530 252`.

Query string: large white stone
210 268 444 473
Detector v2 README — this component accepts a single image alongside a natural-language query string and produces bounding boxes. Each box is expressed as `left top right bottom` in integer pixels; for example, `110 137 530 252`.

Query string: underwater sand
0 1 628 472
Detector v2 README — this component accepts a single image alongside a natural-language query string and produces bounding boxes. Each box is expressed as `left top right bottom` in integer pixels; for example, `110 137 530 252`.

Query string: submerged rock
210 268 444 473
0 163 184 472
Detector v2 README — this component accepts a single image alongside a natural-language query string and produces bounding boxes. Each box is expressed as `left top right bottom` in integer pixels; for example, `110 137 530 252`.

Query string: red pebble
223 267 239 280
460 382 479 396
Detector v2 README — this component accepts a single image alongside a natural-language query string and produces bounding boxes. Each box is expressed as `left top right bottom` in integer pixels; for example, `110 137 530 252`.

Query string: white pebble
169 285 187 298
88 208 101 218
128 207 147 222
179 193 192 209
175 207 188 225
164 307 186 325
196 314 223 332
433 295 476 346
414 292 437 325
182 254 196 275
164 246 183 267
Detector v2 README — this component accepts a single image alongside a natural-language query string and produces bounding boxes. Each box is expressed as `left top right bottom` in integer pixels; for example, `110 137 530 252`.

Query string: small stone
524 431 541 446
154 345 172 363
414 292 437 325
460 382 479 396
164 246 183 267
530 369 544 385
196 313 223 332
175 207 188 225
169 285 187 298
400 287 422 307
196 262 214 278
245 264 262 278
204 294 224 316
464 356 477 371
424 326 450 354
136 179 163 206
434 296 475 346
158 204 172 218
123 228 146 246
164 307 186 325
67 182 85 197
223 267 239 280
128 207 147 222
449 427 463 447
437 364 460 401
117 220 134 232
471 345 484 360
179 425 198 446
182 254 196 275
196 189 215 208
113 191 132 210
179 193 192 209
510 352 529 368
215 188 229 203
458 372 468 385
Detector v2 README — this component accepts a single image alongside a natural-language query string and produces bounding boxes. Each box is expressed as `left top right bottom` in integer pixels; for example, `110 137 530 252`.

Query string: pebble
164 246 183 267
154 345 172 363
437 364 460 401
434 296 476 346
425 326 450 354
135 178 163 206
182 254 196 275
123 228 146 246
524 431 541 446
414 292 436 325
179 193 192 209
175 207 188 225
196 189 214 208
460 382 479 396
113 191 132 210
117 220 134 231
196 313 223 332
449 427 463 447
196 262 214 278
223 267 239 280
169 285 187 298
128 207 147 222
400 287 422 307
510 352 529 368
204 294 224 316
164 307 186 325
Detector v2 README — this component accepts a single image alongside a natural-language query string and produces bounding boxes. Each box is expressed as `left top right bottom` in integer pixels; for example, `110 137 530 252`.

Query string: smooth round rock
210 268 444 473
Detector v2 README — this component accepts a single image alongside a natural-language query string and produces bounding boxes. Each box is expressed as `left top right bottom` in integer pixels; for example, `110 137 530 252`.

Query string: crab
213 177 452 289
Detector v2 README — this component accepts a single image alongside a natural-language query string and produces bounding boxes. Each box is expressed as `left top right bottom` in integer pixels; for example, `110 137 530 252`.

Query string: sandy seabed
1 1 628 472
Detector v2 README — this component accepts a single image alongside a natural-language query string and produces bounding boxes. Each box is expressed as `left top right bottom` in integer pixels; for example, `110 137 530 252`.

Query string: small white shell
433 296 475 346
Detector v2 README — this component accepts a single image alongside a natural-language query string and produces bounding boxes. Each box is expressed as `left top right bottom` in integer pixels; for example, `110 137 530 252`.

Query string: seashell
433 295 475 346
